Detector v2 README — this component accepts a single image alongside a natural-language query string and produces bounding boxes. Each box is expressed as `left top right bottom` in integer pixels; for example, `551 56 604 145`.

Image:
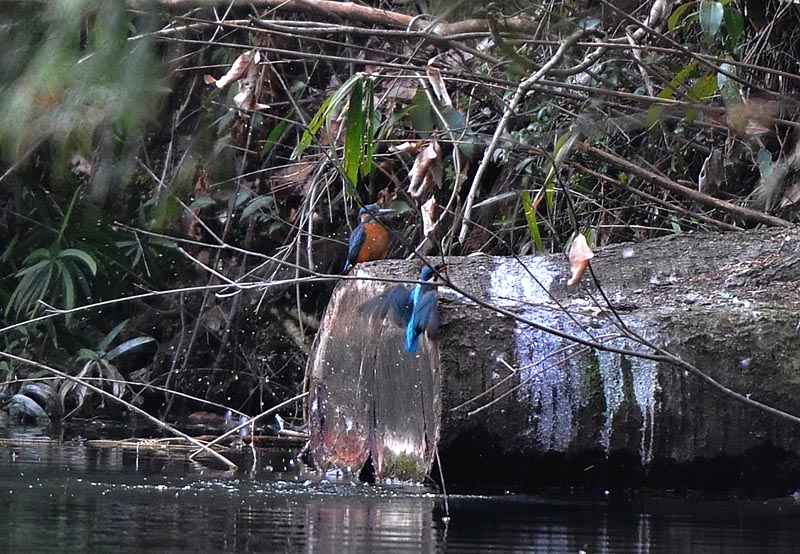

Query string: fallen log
307 227 800 490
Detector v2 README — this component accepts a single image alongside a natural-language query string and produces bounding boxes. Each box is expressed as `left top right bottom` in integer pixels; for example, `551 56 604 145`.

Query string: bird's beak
374 208 395 216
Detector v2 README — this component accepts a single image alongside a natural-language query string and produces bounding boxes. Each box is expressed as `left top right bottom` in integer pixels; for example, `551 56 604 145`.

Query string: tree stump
307 227 800 489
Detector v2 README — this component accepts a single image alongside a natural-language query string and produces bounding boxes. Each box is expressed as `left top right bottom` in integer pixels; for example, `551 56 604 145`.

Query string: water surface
2 428 800 553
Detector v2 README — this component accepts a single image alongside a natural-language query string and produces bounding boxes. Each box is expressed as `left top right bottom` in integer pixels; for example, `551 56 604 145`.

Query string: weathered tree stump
307 227 800 489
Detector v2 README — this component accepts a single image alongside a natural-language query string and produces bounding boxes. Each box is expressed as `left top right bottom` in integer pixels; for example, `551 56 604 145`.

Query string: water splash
597 350 624 451
489 258 579 450
489 257 661 461
630 356 659 464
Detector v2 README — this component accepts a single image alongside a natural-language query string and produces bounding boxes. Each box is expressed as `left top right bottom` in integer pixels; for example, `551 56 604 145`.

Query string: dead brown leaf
426 60 452 108
205 51 256 90
407 140 442 201
267 162 315 203
567 234 594 286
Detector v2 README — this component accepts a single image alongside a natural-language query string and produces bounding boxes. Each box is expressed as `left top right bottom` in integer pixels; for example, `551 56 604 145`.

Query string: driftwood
307 227 800 488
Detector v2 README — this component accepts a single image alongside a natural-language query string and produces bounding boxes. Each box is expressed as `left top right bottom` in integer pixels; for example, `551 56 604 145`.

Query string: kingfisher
360 263 446 353
342 203 394 273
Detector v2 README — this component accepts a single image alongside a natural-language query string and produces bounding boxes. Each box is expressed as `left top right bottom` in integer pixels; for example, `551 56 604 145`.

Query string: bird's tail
405 326 420 353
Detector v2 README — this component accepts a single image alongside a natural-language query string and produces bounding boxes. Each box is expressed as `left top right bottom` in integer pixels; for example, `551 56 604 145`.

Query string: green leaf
22 247 53 263
241 195 275 221
439 106 478 158
76 348 101 363
294 95 334 158
343 77 365 187
723 7 744 46
699 1 724 42
520 190 544 252
542 129 577 202
98 319 129 352
292 73 362 160
62 258 91 298
584 227 598 248
545 179 555 213
663 60 699 99
646 60 699 126
54 259 75 313
362 77 375 177
56 186 82 246
261 117 289 158
12 264 53 316
189 196 217 210
105 336 156 361
234 188 251 208
689 71 718 101
58 248 97 276
717 62 740 108
669 216 683 234
552 128 578 167
668 1 697 31
409 89 434 137
15 258 51 278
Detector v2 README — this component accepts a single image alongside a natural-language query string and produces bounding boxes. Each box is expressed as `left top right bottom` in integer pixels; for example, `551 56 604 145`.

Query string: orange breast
355 221 390 263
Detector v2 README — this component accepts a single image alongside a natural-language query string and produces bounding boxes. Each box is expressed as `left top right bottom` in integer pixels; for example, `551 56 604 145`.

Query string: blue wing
343 224 367 272
359 285 413 328
405 290 439 353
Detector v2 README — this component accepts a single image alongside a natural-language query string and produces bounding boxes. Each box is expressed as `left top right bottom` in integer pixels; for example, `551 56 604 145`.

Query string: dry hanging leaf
204 50 255 89
420 196 437 238
697 148 724 196
407 140 442 200
234 52 270 112
266 161 315 203
725 99 779 139
567 234 594 286
391 140 424 155
426 60 452 108
206 50 270 112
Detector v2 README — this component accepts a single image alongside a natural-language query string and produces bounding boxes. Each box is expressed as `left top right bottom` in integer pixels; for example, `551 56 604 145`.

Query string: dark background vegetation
1 0 798 428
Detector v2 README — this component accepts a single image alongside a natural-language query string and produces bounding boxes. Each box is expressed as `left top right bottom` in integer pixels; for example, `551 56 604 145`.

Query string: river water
2 428 800 553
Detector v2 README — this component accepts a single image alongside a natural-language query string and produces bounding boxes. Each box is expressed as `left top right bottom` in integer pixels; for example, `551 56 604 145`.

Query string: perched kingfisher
360 264 446 353
342 204 394 273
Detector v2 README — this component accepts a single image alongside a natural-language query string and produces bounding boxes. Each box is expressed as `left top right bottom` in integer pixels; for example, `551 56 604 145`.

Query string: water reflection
1 435 800 553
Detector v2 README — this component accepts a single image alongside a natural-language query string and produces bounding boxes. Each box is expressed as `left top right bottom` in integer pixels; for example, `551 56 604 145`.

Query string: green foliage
293 73 378 193
343 76 375 188
5 188 98 323
667 0 745 54
520 190 544 252
7 246 98 319
60 319 155 417
5 320 155 420
0 1 166 202
409 90 435 137
293 72 365 159
699 1 724 43
240 193 277 223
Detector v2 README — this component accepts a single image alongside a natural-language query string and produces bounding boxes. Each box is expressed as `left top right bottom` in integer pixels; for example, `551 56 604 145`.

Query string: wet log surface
307 227 800 491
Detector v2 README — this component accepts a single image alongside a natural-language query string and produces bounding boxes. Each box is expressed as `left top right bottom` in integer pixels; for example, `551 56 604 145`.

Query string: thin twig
576 141 793 228
458 27 600 245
